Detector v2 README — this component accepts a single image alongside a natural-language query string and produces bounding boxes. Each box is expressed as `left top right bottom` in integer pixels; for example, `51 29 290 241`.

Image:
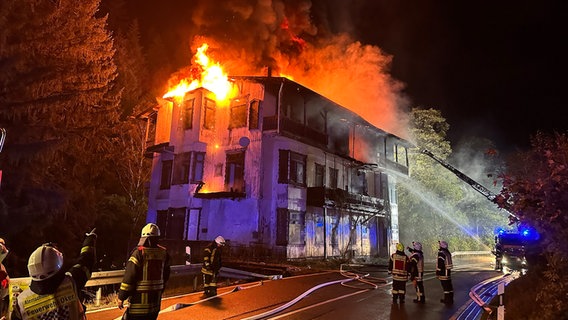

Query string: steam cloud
173 0 410 138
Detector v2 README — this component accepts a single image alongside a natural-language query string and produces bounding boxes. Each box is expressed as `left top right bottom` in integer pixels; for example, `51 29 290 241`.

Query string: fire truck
420 149 540 272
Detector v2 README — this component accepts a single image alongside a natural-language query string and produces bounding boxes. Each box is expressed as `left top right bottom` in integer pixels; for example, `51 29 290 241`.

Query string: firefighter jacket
11 234 96 320
409 250 424 281
388 250 410 282
436 247 453 280
201 242 223 275
118 244 171 316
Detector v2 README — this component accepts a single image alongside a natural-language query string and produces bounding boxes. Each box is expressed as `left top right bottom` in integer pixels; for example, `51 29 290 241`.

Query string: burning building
143 45 410 263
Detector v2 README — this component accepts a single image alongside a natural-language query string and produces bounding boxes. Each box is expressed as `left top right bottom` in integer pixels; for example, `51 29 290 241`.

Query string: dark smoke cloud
169 0 410 138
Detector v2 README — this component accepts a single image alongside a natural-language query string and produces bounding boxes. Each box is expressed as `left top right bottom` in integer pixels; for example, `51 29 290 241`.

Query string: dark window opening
158 208 186 240
229 98 247 129
204 98 216 129
329 167 338 189
276 208 288 246
172 152 190 185
249 99 260 129
225 151 245 192
191 152 205 183
182 98 194 130
278 149 306 186
315 163 325 187
160 160 173 189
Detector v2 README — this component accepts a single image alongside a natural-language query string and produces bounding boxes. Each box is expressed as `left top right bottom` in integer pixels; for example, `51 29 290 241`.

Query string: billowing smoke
168 0 410 138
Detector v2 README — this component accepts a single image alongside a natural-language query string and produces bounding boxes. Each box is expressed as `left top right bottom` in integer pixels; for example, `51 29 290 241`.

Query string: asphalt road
87 256 499 320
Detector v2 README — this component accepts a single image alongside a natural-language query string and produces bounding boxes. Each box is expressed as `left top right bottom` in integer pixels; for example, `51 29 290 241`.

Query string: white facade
145 77 409 262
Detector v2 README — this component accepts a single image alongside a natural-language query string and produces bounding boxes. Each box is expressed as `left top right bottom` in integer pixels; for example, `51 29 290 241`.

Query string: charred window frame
172 152 191 185
225 151 245 192
203 98 216 129
160 160 173 189
329 167 338 189
351 168 367 195
315 163 325 187
278 149 306 186
249 99 260 130
182 98 194 130
229 97 247 129
191 152 205 183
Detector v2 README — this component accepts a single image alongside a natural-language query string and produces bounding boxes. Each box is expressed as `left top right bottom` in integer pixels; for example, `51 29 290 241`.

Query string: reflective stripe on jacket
436 248 453 280
16 275 84 320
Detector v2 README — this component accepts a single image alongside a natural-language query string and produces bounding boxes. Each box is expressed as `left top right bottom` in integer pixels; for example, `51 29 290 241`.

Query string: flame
163 43 235 103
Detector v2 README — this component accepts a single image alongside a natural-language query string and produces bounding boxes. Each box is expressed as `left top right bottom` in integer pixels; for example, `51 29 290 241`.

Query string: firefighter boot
399 294 405 304
392 295 398 304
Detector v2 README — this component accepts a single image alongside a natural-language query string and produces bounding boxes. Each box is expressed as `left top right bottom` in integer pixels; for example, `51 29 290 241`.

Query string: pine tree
0 0 120 274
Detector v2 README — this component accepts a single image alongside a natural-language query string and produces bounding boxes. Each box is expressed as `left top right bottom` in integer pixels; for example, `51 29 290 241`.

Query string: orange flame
163 43 235 103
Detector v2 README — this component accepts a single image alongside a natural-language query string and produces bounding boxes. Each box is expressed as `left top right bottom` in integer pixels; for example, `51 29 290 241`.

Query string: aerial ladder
419 148 519 224
1 128 5 190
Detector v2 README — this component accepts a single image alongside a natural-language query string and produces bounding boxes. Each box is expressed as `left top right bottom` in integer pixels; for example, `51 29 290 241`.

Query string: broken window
229 98 247 129
203 98 216 129
160 160 173 189
172 152 191 185
329 167 338 189
249 99 260 129
182 98 194 130
225 151 245 192
191 152 205 183
315 163 325 187
278 150 306 186
351 168 367 195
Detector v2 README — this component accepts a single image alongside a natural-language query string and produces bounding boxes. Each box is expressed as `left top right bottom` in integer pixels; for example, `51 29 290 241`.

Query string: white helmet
215 236 226 246
439 240 448 249
28 244 64 281
141 223 160 237
413 241 423 251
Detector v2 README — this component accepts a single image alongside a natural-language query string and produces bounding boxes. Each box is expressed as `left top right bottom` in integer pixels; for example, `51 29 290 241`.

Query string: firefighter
201 236 226 297
388 243 410 304
493 236 503 271
407 241 426 303
118 223 171 320
436 240 454 304
0 238 9 319
11 229 97 320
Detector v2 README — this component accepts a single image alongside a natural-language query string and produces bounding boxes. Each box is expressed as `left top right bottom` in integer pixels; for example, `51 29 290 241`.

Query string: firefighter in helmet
118 223 171 320
388 243 410 304
201 236 226 297
11 229 97 320
407 241 426 303
436 240 454 304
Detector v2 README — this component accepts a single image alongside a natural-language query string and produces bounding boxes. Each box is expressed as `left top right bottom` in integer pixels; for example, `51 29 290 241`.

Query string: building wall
145 77 408 262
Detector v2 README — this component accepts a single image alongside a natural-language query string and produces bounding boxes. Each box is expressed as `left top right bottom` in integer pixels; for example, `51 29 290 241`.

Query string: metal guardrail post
497 282 505 320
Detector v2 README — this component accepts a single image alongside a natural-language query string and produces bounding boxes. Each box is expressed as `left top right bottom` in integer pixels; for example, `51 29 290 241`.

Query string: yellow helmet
396 243 404 251
141 223 160 237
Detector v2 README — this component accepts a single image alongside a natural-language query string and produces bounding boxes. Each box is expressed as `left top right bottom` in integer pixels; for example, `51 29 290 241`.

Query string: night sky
343 1 567 152
128 0 567 153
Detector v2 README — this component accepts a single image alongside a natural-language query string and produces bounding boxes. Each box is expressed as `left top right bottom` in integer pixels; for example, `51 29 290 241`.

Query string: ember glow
163 43 236 104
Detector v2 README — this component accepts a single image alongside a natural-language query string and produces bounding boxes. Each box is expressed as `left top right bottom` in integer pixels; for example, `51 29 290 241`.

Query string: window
229 98 247 129
191 152 205 183
351 169 367 195
182 98 194 130
329 167 338 189
157 208 186 240
225 151 245 192
204 98 216 129
249 100 260 129
278 149 306 186
214 163 223 176
172 153 190 185
160 160 173 189
289 211 305 245
276 208 288 246
314 163 325 187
